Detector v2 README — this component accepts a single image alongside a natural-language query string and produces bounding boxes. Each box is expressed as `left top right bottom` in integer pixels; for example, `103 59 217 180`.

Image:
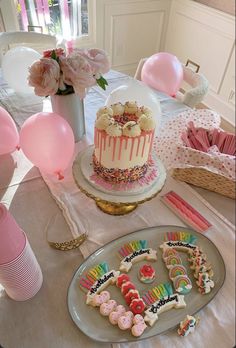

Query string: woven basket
172 167 235 199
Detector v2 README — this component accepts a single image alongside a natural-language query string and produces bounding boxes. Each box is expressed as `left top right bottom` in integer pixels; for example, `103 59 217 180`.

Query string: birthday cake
93 101 156 183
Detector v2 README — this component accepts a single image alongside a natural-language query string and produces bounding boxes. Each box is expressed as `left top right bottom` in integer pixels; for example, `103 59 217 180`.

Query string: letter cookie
142 282 186 326
78 262 120 305
118 240 157 272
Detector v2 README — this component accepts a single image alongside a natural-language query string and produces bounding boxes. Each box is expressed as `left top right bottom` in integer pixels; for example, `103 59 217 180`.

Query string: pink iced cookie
131 314 147 337
117 311 134 330
109 305 126 325
92 291 110 307
100 300 117 316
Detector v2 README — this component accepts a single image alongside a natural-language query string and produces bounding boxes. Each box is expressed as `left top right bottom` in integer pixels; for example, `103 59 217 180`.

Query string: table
0 70 235 348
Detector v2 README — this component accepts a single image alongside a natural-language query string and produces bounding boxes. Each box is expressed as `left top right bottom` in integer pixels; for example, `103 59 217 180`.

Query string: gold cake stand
72 146 166 215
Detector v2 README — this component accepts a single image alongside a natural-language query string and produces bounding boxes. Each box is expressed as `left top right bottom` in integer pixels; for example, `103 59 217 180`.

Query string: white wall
164 0 235 125
94 0 172 76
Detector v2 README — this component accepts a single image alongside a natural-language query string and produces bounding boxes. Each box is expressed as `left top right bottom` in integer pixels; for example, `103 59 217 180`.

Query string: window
16 0 88 39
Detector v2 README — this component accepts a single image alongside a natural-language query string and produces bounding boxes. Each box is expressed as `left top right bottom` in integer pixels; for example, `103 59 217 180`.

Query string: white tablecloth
0 70 235 348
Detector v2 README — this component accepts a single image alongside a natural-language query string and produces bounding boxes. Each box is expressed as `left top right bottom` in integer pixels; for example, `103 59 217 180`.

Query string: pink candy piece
92 291 110 307
100 300 117 316
109 305 126 325
117 311 134 330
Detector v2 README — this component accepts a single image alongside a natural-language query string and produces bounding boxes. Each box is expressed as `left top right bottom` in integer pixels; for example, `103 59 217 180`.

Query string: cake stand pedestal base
72 145 167 216
96 201 138 215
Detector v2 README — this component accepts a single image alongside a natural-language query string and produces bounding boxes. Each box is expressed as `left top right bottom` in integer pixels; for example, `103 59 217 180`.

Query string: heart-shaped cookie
92 291 110 307
100 300 117 316
131 322 147 337
117 311 134 330
133 314 145 325
109 305 126 325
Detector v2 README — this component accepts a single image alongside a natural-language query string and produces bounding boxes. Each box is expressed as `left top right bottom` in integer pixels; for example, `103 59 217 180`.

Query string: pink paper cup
0 237 43 301
0 204 26 264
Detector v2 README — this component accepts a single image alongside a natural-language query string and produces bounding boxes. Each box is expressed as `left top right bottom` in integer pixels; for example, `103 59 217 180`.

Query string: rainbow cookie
141 282 172 307
143 282 186 326
169 265 187 280
160 232 197 253
177 315 199 337
173 275 192 294
79 262 120 305
138 264 156 284
162 248 178 260
165 255 182 269
118 240 157 272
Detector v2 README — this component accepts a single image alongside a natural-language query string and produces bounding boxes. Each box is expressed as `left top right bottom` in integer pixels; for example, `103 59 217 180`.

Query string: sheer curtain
16 0 87 40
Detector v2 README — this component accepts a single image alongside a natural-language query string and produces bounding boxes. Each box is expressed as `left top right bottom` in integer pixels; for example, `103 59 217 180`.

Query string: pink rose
43 48 65 58
60 52 96 98
28 58 60 96
75 48 110 75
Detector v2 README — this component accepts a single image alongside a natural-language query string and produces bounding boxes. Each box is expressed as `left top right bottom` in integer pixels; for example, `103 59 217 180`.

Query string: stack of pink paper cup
0 203 43 301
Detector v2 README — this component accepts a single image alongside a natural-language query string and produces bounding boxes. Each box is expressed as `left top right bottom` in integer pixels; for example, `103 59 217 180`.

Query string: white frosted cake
93 101 156 183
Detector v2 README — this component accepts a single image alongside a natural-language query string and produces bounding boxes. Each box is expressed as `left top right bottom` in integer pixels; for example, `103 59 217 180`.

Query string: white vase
50 93 86 142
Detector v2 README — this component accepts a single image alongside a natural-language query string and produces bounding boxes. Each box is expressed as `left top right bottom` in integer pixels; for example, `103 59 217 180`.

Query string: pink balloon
20 112 75 179
141 52 183 96
0 106 19 155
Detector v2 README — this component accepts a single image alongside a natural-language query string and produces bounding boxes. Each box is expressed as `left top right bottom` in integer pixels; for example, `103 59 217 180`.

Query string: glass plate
67 225 225 343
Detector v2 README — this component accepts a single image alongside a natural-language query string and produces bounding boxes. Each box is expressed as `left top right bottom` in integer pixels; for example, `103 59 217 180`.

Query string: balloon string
56 171 64 180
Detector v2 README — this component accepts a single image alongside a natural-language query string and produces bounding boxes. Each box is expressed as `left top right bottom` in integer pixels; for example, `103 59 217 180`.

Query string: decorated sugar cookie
169 265 188 280
165 254 183 269
109 305 126 325
196 272 214 294
177 315 199 337
131 314 147 337
160 231 197 252
79 262 120 305
118 240 157 272
161 232 214 295
142 282 186 326
138 264 156 284
173 275 192 294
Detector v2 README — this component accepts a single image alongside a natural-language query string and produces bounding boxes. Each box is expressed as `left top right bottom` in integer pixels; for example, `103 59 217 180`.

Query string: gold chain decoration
47 233 87 251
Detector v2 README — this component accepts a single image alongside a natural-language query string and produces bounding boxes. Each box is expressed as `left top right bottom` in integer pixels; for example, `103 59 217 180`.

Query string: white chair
0 31 57 66
134 57 209 108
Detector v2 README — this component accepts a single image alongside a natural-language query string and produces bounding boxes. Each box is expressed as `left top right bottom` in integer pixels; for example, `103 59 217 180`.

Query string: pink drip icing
118 138 123 160
125 138 128 150
94 129 98 148
97 130 100 148
99 133 103 162
129 138 135 161
102 133 106 151
112 137 117 161
136 137 141 156
148 131 155 159
141 135 146 157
